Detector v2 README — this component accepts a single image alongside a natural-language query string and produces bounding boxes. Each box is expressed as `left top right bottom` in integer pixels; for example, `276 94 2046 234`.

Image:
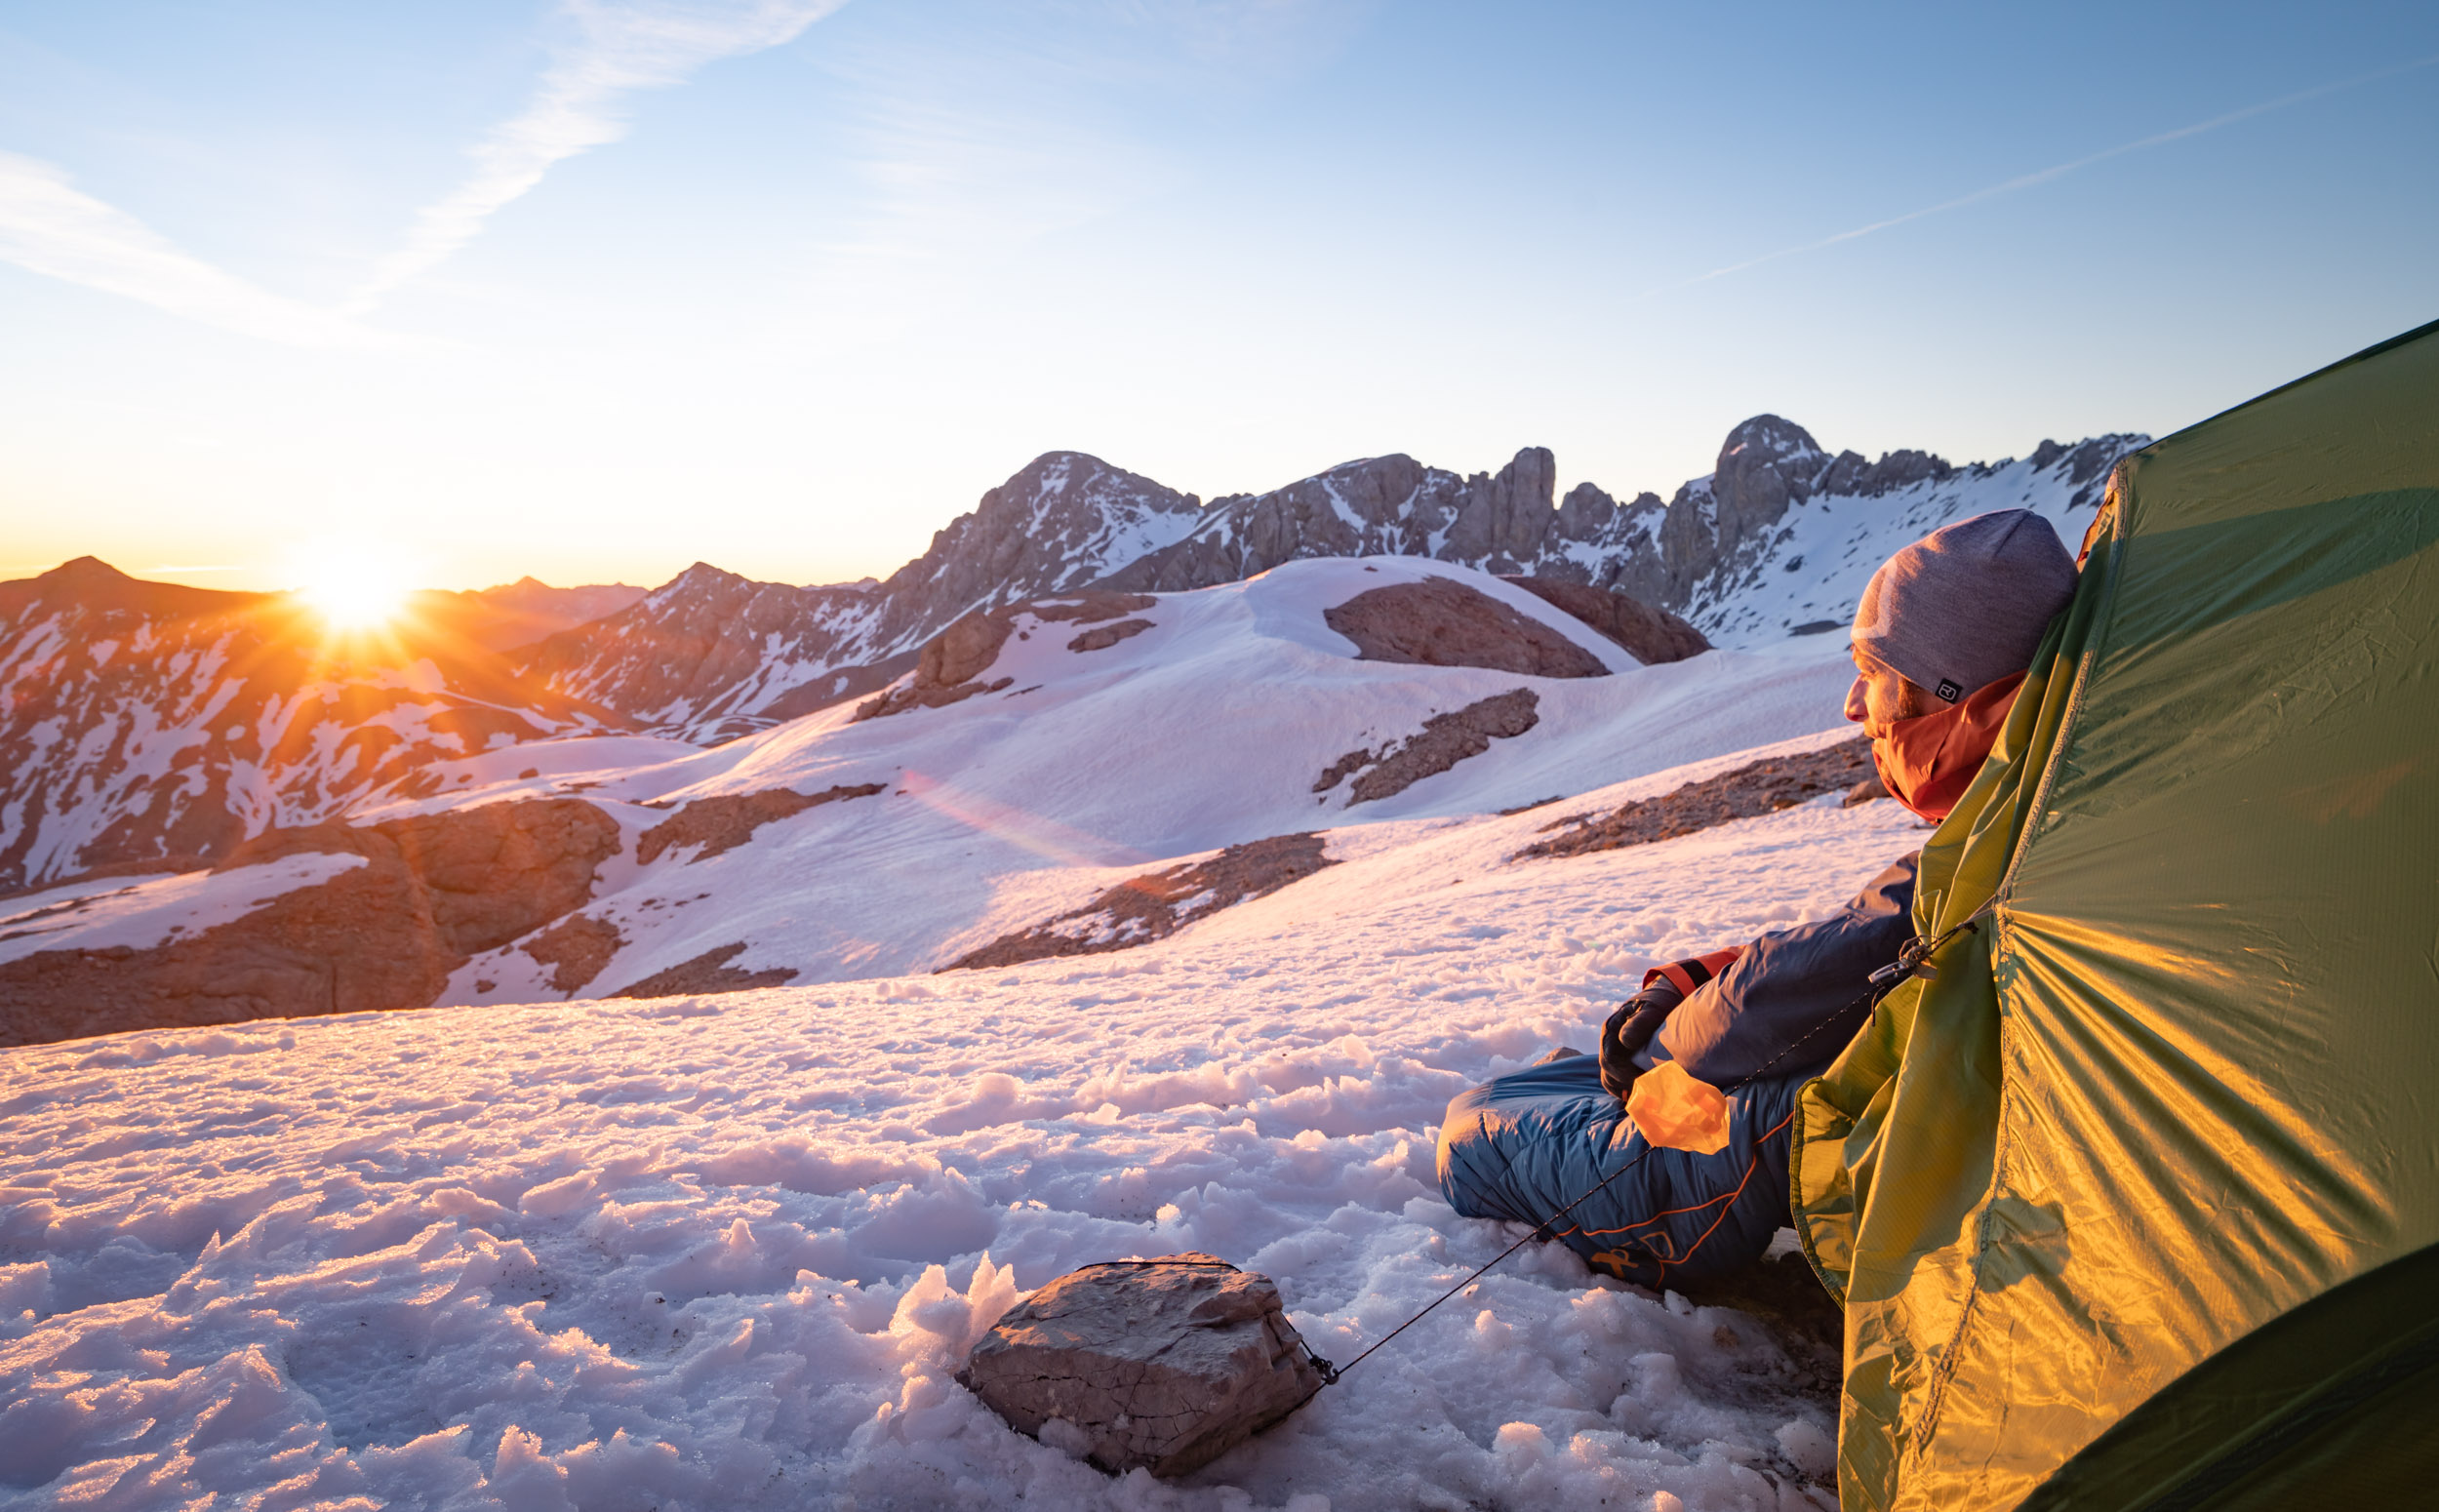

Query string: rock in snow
0 797 620 1045
1319 687 1544 807
1519 737 1878 861
958 1253 1328 1478
1499 576 1711 665
1322 577 1609 678
943 833 1337 972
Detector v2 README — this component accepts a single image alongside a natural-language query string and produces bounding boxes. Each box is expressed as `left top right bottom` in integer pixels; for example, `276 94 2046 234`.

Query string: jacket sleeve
1650 851 1919 1086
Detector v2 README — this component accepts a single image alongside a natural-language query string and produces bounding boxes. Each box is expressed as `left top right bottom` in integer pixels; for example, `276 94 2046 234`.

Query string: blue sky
2 0 2433 592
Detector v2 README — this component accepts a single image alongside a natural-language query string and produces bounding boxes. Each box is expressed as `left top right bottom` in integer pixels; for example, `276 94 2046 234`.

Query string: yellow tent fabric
1791 321 2439 1510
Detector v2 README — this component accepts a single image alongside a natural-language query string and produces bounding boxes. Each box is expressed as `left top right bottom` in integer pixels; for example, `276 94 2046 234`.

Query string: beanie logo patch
1935 679 1962 703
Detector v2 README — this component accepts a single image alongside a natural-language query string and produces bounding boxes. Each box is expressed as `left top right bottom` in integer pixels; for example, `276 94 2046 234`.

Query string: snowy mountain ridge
523 419 2140 742
512 453 1203 741
0 559 627 895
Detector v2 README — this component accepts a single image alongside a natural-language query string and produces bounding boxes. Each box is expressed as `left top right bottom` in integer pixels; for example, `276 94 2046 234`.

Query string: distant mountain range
0 416 2140 894
0 562 634 895
506 418 2137 742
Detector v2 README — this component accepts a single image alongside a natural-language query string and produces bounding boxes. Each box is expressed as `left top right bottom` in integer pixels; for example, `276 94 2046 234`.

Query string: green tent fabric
1790 320 2439 1511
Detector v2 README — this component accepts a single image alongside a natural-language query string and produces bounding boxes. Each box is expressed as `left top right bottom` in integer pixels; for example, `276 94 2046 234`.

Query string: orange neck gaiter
1871 670 2025 823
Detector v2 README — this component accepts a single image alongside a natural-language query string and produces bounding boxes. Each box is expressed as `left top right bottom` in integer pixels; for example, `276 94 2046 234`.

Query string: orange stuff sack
1625 1060 1730 1154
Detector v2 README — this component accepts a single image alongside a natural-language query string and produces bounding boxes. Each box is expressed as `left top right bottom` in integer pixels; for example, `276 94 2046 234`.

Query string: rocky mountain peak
45 554 132 585
1441 446 1558 571
1711 415 1829 537
8 556 250 623
882 452 1201 627
657 562 747 601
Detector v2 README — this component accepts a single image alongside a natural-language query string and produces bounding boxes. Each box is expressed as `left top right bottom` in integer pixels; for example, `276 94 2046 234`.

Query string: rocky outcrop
1652 416 1830 612
0 836 455 1047
612 942 797 998
635 782 887 864
1099 448 1591 594
1322 577 1608 678
1318 689 1541 806
943 834 1334 972
1066 618 1152 653
375 799 621 955
1516 737 1874 861
958 1253 1325 1478
1497 577 1709 664
852 607 1021 721
521 912 624 995
877 457 1193 645
856 593 1155 722
0 798 620 1046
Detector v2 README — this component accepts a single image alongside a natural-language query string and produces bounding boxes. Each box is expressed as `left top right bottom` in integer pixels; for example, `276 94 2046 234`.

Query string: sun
289 544 413 631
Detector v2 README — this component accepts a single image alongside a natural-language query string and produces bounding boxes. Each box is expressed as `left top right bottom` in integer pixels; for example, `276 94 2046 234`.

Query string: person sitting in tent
1435 508 2080 1287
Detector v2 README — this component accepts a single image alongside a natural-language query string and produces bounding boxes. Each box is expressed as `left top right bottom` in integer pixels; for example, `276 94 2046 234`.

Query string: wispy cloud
352 0 849 307
1661 52 2439 294
0 151 385 347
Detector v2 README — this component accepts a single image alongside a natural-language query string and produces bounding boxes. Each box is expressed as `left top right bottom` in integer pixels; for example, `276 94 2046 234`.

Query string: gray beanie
1853 509 2077 703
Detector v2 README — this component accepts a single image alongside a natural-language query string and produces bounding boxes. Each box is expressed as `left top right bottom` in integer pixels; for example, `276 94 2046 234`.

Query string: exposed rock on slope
0 842 451 1047
611 941 798 998
1317 689 1542 806
1516 737 1875 860
0 798 620 1046
856 593 1155 722
521 913 624 996
377 799 621 955
1323 577 1608 678
636 783 887 864
1499 577 1709 664
943 834 1335 972
0 557 625 894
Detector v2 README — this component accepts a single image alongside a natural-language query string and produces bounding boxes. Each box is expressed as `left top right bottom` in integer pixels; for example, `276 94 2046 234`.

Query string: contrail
0 151 389 347
1659 52 2439 294
350 0 850 310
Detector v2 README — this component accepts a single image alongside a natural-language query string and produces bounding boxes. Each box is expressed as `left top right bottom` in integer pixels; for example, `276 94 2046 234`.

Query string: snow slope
319 557 1866 1008
0 723 1922 1511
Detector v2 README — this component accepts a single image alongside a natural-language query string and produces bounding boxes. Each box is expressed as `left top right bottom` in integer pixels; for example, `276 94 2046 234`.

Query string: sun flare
289 545 412 631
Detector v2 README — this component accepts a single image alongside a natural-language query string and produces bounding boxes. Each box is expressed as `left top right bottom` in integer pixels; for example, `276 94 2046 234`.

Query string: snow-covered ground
0 726 1923 1510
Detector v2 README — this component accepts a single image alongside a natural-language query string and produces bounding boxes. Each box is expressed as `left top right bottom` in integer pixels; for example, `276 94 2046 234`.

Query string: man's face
1845 643 1930 740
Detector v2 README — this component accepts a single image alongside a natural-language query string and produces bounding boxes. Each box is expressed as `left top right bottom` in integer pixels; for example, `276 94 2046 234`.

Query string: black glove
1599 978 1687 1098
